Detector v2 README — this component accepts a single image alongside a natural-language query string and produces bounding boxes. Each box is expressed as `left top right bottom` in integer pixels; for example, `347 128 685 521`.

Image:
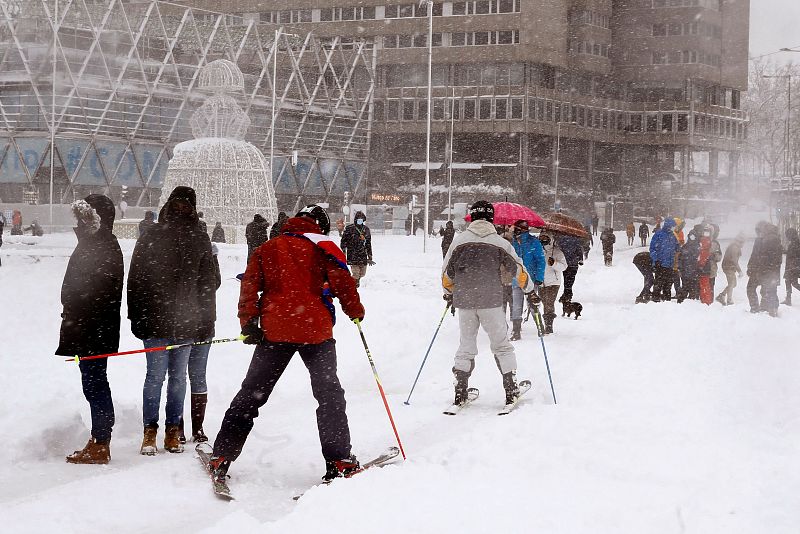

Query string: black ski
443 387 480 415
196 443 233 500
498 380 532 415
293 446 401 501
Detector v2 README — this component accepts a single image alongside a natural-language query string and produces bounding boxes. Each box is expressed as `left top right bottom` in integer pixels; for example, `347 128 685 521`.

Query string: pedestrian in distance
746 221 783 316
538 230 568 334
639 222 650 247
208 204 366 483
138 210 156 238
11 209 22 235
557 233 584 303
197 211 207 234
649 217 680 302
440 220 456 259
57 195 124 464
269 211 289 240
25 219 44 236
211 221 226 243
716 233 745 306
509 220 545 341
591 213 599 236
127 186 218 455
626 222 635 246
245 214 270 262
783 227 800 305
442 201 537 407
633 251 654 303
600 227 616 266
340 210 374 288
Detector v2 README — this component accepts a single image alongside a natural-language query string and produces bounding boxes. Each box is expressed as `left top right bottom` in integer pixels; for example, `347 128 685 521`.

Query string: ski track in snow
1 211 799 533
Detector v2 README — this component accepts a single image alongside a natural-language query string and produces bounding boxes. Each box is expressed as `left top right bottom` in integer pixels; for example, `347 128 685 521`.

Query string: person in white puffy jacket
538 231 568 334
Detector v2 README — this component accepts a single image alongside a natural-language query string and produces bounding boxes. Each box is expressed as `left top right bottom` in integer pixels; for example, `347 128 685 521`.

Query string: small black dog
561 301 583 320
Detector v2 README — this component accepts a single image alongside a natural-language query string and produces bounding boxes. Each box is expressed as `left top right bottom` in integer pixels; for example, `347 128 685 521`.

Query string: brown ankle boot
66 437 110 464
191 393 208 443
164 424 184 453
140 425 158 456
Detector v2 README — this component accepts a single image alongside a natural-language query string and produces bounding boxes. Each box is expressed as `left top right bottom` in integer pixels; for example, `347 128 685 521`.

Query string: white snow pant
454 307 517 375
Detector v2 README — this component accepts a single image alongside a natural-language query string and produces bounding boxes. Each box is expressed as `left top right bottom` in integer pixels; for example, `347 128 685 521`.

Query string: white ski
497 380 532 415
443 387 480 415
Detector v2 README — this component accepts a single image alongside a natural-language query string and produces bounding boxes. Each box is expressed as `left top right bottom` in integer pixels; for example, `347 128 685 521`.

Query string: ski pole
531 304 558 404
353 319 407 460
63 335 246 363
404 303 451 405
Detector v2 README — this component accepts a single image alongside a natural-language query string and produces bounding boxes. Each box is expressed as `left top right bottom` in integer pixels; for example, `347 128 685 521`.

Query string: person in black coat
269 211 288 240
439 220 455 258
600 227 616 266
340 210 373 287
783 227 800 305
56 194 124 464
128 186 218 455
557 234 584 303
639 223 650 246
245 214 270 261
211 221 226 243
138 210 156 237
746 221 783 316
633 251 654 303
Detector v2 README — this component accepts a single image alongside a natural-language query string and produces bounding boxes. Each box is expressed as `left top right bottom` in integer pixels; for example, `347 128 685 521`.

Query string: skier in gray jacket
442 200 536 407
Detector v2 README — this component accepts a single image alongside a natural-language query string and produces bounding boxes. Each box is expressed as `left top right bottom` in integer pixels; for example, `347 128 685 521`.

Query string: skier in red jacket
209 205 365 482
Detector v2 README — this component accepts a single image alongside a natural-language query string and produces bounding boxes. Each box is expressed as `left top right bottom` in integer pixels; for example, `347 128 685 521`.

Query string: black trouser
79 358 114 442
213 339 350 463
653 263 674 301
561 265 579 302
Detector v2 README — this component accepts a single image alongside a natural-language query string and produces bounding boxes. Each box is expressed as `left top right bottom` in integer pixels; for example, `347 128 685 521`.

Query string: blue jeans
142 338 192 427
188 342 210 394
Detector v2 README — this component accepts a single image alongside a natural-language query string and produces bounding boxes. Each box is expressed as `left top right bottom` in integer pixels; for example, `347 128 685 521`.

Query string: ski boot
453 368 471 405
510 319 522 341
66 437 111 464
323 455 361 481
208 455 231 484
502 371 520 405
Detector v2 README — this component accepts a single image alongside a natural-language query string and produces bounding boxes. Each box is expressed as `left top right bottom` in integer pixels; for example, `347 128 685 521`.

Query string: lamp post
421 0 433 252
553 121 575 212
763 73 795 176
50 0 58 228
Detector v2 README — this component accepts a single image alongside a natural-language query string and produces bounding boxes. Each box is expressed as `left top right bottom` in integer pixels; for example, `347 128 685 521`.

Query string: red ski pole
63 336 246 363
353 319 407 460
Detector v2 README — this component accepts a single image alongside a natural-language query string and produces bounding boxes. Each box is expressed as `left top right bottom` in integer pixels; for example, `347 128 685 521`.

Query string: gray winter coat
442 219 534 309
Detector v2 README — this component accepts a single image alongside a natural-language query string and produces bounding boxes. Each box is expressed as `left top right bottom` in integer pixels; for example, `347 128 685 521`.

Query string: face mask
356 219 364 225
539 235 551 246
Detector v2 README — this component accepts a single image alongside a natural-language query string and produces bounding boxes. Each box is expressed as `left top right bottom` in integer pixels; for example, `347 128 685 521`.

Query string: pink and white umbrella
465 202 545 227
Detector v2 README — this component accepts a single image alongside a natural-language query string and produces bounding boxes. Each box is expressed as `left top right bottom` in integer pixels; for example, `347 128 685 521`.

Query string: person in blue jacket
510 220 545 340
649 217 680 302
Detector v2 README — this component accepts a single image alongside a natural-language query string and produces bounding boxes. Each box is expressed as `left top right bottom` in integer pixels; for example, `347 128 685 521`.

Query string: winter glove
241 318 264 345
443 293 456 315
367 259 376 266
547 257 555 266
526 291 541 306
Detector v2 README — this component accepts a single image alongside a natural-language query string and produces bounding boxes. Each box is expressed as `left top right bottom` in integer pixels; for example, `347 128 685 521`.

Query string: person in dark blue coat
677 229 701 302
557 234 584 303
510 220 545 340
57 195 124 464
649 217 679 301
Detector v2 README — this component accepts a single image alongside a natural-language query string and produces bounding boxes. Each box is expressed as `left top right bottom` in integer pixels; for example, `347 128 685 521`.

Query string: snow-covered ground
1 211 799 534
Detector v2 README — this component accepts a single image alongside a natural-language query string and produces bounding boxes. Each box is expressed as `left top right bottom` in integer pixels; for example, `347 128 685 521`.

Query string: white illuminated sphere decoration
159 59 278 238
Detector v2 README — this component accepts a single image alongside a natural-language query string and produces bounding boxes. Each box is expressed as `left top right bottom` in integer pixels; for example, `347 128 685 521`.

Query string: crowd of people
51 193 798 485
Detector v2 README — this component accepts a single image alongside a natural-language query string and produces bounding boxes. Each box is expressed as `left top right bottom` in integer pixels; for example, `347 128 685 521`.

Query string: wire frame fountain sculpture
159 59 279 240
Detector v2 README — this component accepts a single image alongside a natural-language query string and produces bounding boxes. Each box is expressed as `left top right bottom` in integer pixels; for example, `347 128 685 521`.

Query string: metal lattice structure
0 0 376 209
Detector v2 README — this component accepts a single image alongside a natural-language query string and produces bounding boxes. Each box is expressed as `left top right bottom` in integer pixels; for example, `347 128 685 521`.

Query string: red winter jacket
238 216 364 344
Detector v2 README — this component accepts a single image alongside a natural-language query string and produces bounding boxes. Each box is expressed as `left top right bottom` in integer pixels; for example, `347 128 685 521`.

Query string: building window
447 30 519 47
479 98 492 120
386 100 400 121
652 23 666 36
495 98 508 119
451 0 520 15
384 3 444 19
511 98 523 119
661 114 673 132
572 9 610 29
402 100 415 121
463 99 476 120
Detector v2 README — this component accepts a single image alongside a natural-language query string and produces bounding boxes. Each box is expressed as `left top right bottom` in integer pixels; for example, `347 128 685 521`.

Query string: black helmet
469 200 494 223
296 204 331 235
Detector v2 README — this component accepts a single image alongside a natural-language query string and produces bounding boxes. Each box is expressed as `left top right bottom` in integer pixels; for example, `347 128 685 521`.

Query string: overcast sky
749 0 800 61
